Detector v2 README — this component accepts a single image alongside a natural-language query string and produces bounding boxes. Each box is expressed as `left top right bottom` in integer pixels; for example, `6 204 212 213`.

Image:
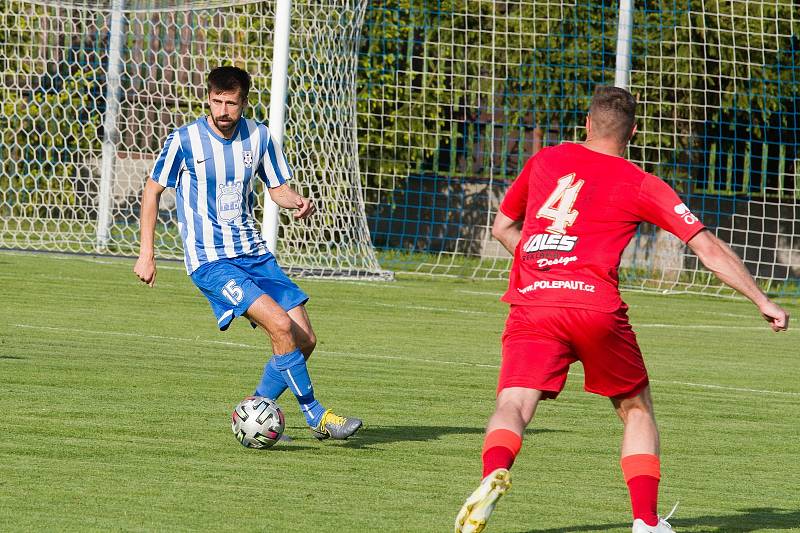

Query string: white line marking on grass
654 379 800 396
367 302 772 326
458 290 758 319
1 250 185 270
12 323 798 397
636 324 769 330
14 324 256 350
301 279 405 289
373 302 492 315
458 290 504 297
690 310 754 319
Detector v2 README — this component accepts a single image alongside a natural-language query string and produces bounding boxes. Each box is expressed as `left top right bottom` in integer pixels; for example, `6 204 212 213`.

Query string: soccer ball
231 396 285 449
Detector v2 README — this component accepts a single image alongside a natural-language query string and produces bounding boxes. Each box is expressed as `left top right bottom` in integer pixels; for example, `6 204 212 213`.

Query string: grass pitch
0 251 797 532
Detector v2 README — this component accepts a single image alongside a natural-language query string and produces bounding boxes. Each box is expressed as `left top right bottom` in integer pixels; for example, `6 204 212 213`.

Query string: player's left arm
687 229 789 332
268 183 316 219
636 174 788 332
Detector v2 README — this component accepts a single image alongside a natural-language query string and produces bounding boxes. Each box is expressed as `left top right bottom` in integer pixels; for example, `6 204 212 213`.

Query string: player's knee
267 314 294 342
299 333 317 357
616 398 655 425
495 391 537 422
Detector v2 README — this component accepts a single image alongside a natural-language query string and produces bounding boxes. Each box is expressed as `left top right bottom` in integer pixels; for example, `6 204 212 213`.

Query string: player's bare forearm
492 211 523 255
688 229 789 331
688 230 766 304
268 183 316 219
134 179 164 287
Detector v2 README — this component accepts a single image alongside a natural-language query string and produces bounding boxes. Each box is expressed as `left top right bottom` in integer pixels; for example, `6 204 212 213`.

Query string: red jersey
500 142 704 312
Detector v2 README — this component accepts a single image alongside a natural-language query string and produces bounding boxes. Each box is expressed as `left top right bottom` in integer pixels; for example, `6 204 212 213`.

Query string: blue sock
273 348 326 426
255 356 288 400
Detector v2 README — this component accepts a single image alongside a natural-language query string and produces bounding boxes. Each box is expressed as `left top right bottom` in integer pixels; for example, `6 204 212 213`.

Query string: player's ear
585 114 592 133
629 123 638 140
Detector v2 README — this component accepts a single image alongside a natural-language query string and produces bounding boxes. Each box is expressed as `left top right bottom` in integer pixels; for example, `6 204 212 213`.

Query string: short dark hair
588 86 637 144
207 66 251 101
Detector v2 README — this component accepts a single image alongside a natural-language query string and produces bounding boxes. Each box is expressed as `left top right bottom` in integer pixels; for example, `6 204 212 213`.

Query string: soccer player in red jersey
454 86 789 533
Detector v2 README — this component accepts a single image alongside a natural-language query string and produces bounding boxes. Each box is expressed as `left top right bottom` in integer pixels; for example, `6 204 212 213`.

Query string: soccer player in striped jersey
134 66 362 441
454 86 789 533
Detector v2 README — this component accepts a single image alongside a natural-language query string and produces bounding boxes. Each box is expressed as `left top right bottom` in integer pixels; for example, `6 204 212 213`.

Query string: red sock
481 429 522 478
621 454 660 526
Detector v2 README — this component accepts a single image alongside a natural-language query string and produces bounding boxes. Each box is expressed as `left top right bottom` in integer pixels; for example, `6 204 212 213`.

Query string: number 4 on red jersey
536 173 584 235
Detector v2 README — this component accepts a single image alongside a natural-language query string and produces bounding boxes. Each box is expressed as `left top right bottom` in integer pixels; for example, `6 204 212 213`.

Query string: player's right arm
493 156 533 254
135 130 183 287
687 229 789 332
492 211 523 255
134 178 166 287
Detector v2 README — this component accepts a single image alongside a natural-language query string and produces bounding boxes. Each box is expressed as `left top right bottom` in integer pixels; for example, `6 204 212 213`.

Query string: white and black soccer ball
231 396 285 449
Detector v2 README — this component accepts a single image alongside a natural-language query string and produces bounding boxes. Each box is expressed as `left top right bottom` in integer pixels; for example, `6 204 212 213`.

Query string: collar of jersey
200 115 242 143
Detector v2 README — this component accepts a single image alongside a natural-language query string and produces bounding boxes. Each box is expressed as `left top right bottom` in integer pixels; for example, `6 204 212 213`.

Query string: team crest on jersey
242 150 253 169
218 182 243 223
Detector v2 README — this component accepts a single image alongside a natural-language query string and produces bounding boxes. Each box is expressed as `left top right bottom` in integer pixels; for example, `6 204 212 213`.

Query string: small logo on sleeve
673 203 698 225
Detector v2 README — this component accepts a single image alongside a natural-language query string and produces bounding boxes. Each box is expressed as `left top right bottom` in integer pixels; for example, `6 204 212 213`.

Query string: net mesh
1 0 798 292
0 0 388 278
357 0 798 294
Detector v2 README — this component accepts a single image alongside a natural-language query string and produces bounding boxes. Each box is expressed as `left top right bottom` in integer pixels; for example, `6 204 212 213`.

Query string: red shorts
499 304 648 399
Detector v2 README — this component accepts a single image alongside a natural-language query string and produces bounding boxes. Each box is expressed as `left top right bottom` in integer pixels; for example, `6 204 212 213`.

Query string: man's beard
212 114 237 135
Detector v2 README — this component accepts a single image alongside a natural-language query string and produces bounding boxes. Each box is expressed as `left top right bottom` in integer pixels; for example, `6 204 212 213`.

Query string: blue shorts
190 253 309 331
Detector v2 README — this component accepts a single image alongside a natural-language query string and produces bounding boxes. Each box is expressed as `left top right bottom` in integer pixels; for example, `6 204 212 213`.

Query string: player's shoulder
243 117 269 134
518 143 560 171
617 157 650 183
239 118 272 143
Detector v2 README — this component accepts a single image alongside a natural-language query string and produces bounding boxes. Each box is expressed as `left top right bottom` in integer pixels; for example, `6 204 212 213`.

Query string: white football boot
454 468 511 533
632 502 679 533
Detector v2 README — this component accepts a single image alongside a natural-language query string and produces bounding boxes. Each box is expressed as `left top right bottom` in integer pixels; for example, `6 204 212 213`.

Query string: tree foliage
356 0 798 192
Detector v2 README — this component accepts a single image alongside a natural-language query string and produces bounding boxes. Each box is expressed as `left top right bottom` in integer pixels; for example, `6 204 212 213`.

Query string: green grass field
0 251 798 532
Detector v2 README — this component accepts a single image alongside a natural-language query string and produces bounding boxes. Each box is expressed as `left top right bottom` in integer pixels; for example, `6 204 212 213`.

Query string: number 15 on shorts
222 280 244 304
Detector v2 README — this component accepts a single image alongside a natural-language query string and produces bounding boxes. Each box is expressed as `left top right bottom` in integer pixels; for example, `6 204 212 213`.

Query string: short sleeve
256 125 293 188
150 130 184 188
636 174 705 243
499 156 534 221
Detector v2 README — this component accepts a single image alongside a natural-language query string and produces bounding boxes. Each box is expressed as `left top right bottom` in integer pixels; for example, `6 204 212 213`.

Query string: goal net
0 0 389 279
357 0 798 295
2 0 797 294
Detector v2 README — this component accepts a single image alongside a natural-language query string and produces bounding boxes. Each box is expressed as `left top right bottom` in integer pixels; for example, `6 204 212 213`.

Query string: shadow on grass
0 355 26 360
339 425 563 449
515 507 799 532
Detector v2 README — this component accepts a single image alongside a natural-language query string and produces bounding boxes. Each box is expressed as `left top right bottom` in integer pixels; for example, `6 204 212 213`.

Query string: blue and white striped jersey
151 116 291 274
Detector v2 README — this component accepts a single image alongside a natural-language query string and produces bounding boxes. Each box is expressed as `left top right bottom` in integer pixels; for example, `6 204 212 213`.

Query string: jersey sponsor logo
535 255 577 269
242 150 253 168
517 280 596 294
522 233 578 252
673 203 698 225
218 182 244 223
521 249 579 271
196 157 210 164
